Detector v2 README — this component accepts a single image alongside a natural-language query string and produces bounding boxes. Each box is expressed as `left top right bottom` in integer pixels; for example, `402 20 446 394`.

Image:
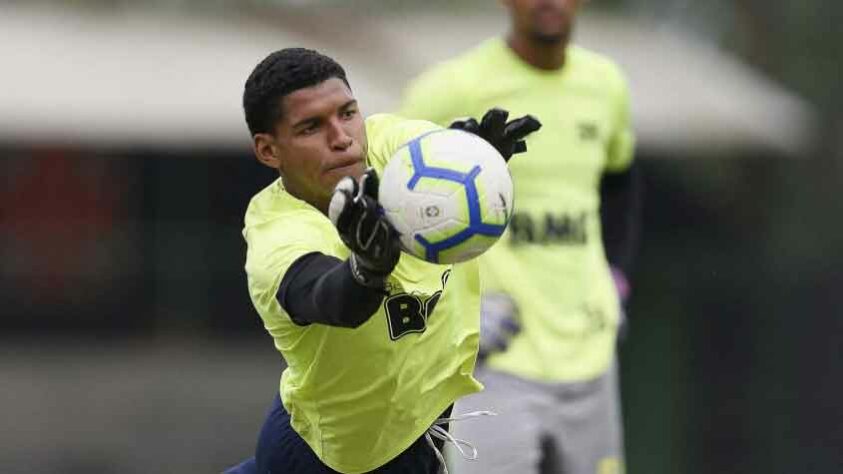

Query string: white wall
0 4 815 156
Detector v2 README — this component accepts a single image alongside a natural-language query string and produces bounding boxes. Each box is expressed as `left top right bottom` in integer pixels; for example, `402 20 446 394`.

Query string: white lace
424 410 497 474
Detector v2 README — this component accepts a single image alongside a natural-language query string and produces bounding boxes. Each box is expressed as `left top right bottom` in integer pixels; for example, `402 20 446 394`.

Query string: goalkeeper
227 48 540 474
399 0 642 473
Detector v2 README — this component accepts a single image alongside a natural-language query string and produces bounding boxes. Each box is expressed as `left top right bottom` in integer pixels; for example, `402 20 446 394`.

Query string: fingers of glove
328 188 349 227
481 313 520 338
479 332 512 357
489 337 509 353
354 195 384 251
328 176 359 229
500 115 542 160
358 168 380 202
479 108 509 143
500 316 521 335
375 225 401 270
355 196 399 251
449 118 481 135
503 115 542 142
355 220 400 273
481 293 519 318
481 294 521 343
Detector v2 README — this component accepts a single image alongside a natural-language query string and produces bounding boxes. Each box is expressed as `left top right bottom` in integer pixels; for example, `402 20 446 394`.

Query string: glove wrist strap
349 254 389 291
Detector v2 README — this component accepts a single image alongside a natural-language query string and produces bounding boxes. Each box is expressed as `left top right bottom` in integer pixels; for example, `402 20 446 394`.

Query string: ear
253 133 282 170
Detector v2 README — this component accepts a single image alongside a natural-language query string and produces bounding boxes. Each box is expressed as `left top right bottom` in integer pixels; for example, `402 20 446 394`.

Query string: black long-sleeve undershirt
599 161 642 277
276 252 385 328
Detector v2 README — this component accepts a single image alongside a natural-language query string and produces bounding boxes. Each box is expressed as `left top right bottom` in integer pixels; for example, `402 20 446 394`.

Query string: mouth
326 157 364 174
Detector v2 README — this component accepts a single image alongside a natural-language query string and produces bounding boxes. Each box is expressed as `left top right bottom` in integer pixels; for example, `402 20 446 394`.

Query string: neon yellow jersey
243 113 482 473
399 39 635 382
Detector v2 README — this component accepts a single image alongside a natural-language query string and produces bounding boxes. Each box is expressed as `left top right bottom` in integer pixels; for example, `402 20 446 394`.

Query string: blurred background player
231 48 540 473
399 0 641 473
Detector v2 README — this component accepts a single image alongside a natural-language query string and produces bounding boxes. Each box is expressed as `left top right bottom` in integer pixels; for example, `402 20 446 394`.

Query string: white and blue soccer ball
379 129 514 264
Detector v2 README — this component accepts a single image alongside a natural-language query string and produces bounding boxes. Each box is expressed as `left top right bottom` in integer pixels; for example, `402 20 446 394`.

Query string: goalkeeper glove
328 168 401 290
478 292 521 361
449 107 542 161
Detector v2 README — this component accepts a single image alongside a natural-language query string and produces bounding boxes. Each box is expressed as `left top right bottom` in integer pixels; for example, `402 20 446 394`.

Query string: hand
478 293 521 361
328 168 401 289
449 108 542 161
611 266 630 342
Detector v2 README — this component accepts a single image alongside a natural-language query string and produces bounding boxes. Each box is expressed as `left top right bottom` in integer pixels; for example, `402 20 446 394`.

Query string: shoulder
244 179 310 228
406 38 504 90
366 114 440 140
365 113 441 169
244 178 282 228
244 179 332 249
568 45 629 93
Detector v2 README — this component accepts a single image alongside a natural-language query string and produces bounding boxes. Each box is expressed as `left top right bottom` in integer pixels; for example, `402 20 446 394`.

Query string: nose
327 119 353 151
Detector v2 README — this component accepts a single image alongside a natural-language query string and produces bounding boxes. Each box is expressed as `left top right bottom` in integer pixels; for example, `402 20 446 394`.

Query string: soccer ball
379 129 514 264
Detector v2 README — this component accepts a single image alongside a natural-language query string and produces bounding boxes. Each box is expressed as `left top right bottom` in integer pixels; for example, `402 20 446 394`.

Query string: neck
506 33 568 71
282 176 329 216
310 198 329 216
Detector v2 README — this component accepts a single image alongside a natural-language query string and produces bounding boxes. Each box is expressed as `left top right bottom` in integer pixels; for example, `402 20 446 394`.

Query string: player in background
227 48 540 474
399 0 642 473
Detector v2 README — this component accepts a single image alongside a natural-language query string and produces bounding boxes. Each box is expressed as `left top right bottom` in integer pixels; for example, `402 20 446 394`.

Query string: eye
341 107 357 120
297 123 319 136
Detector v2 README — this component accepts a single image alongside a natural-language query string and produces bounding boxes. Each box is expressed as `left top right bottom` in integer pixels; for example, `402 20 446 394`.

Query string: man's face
254 78 367 210
503 0 582 44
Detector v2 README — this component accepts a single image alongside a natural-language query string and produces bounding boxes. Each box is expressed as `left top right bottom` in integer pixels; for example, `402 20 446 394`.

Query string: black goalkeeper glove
328 168 401 290
449 107 542 162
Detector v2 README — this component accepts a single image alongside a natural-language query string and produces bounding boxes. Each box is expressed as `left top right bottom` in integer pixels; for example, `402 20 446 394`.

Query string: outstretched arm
278 169 401 328
278 252 384 328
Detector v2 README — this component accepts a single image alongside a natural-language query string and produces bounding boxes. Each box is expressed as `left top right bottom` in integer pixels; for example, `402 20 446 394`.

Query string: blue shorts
239 393 450 474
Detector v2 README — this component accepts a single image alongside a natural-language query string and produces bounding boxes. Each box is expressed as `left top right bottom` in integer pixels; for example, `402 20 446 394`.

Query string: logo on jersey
508 211 589 245
577 121 600 142
384 270 451 340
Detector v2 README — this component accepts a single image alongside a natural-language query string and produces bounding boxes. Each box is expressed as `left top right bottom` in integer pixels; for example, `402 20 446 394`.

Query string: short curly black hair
243 48 350 136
